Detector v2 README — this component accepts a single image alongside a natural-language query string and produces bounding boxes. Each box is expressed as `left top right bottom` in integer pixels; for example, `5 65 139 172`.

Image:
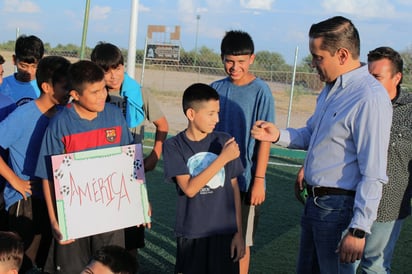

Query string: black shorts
240 191 261 246
124 225 145 249
8 197 51 250
175 234 239 274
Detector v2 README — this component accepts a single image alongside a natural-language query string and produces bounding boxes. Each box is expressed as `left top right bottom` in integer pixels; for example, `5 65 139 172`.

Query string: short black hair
367 46 403 85
220 30 254 56
0 231 24 270
90 42 124 71
309 16 360 59
68 60 105 94
182 83 219 114
88 245 137 274
14 35 44 63
36 56 71 93
0 54 5 65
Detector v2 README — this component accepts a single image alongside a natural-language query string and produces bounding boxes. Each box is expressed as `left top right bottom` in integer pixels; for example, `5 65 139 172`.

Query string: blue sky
0 0 411 64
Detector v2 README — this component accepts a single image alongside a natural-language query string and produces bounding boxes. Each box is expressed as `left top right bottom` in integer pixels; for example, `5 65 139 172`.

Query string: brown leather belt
307 184 355 198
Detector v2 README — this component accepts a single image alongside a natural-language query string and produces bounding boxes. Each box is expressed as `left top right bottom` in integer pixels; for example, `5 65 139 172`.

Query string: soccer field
139 146 412 273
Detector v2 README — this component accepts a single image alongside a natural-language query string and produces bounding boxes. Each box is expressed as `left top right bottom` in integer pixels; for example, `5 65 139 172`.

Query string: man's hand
231 232 245 262
294 166 306 204
251 121 280 142
144 151 159 172
336 233 365 263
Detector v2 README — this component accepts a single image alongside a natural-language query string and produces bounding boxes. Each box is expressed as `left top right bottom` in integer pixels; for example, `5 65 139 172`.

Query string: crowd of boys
0 14 410 274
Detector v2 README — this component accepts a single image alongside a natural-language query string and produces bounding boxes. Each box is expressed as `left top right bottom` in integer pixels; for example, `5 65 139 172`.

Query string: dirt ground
0 51 318 134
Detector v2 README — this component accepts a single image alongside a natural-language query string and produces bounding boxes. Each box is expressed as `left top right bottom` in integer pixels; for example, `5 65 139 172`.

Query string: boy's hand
250 179 265 205
231 232 245 262
221 137 240 163
51 220 74 245
144 151 159 172
10 178 32 200
251 121 280 142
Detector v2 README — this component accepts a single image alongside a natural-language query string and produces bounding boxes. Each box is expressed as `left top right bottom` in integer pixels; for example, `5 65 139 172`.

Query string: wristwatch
349 228 366 239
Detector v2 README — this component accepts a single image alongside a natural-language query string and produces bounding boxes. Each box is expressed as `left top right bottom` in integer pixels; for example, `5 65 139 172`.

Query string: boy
81 245 137 274
0 35 44 106
0 231 24 274
35 60 135 274
163 83 245 274
0 56 71 272
0 54 16 231
91 42 169 256
210 30 275 273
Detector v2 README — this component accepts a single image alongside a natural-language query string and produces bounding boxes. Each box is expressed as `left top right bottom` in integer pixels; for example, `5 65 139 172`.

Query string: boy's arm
175 137 239 198
250 140 271 205
0 156 31 199
144 116 169 172
42 179 74 245
231 178 245 262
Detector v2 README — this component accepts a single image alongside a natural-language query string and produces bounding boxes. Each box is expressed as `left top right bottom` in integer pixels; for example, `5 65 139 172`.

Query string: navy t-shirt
163 131 244 239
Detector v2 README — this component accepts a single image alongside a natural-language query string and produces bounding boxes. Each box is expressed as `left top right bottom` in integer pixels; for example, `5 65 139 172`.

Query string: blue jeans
357 219 404 274
297 195 357 274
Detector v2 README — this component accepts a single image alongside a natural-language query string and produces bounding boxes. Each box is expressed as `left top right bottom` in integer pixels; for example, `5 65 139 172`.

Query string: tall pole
80 0 91 60
193 14 200 66
286 46 299 128
127 0 139 79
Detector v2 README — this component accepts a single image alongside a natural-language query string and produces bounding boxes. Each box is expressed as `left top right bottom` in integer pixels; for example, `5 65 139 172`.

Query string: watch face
350 228 366 238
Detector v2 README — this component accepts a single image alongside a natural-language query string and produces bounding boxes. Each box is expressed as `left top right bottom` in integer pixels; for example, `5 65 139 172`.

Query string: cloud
3 0 40 13
240 0 275 10
321 0 396 18
90 5 112 20
139 3 151 12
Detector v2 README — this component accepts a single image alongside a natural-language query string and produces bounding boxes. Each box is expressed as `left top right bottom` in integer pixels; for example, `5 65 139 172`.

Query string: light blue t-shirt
0 74 40 106
278 65 393 233
211 77 275 192
0 101 49 209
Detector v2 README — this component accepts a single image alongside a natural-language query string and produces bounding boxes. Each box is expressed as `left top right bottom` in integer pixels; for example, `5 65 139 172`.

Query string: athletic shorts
175 234 239 274
8 197 50 250
124 225 145 249
240 191 261 246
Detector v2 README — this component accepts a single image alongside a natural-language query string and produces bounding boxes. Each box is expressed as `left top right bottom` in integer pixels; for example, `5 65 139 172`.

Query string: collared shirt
277 65 393 233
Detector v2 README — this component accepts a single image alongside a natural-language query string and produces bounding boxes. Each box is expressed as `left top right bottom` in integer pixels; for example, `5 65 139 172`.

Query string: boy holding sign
35 60 137 273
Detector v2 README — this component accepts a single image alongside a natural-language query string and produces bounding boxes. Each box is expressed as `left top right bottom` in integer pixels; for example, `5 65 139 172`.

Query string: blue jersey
163 131 244 239
0 74 40 106
35 103 133 181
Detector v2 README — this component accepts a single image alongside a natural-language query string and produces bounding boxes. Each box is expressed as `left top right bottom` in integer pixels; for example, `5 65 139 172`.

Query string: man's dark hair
14 35 44 63
68 60 105 94
220 30 254 57
367 46 403 85
309 16 360 59
0 54 5 65
89 245 137 274
36 56 71 92
0 231 24 270
90 42 124 71
182 83 219 114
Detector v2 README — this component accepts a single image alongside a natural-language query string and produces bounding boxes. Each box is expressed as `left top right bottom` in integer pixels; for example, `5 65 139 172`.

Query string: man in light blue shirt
251 16 392 273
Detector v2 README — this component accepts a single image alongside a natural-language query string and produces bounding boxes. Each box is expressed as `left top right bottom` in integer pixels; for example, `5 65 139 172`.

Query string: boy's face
70 79 107 119
50 79 71 106
13 56 38 82
189 99 220 134
222 54 255 84
0 263 18 274
104 64 125 92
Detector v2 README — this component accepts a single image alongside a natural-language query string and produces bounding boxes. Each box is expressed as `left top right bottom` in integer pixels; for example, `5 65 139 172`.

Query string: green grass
139 146 412 273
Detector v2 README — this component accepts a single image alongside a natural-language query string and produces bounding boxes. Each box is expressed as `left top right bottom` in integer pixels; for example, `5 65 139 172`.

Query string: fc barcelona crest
105 128 117 142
